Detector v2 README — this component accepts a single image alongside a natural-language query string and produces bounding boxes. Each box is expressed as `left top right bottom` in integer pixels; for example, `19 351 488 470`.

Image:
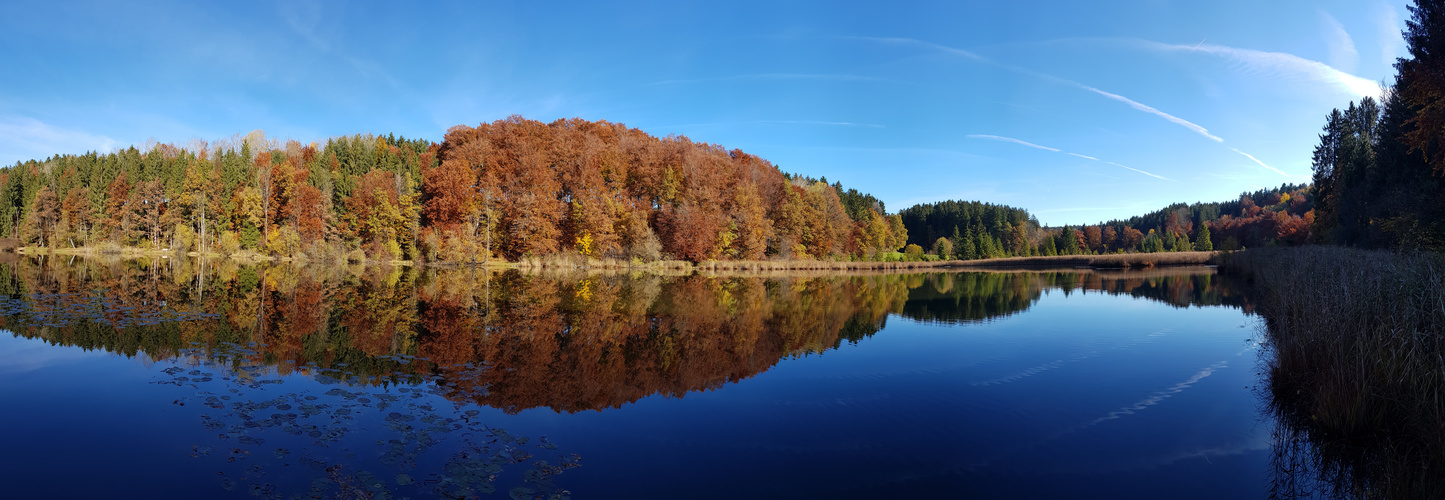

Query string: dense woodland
0 112 1336 266
892 182 1312 261
1307 0 1445 250
0 118 912 263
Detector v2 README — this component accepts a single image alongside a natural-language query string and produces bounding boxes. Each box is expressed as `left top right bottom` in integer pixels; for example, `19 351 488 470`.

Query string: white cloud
1103 161 1170 181
1378 2 1407 65
756 120 885 128
1068 83 1225 142
843 36 988 62
1141 40 1382 99
1229 147 1291 177
0 116 118 166
856 37 1227 144
968 134 1170 181
1321 12 1360 74
651 74 885 86
967 134 1060 152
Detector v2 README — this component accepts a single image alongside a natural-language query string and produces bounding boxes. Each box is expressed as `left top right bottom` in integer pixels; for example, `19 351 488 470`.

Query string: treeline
898 200 1036 260
1308 2 1445 250
895 183 1312 261
0 117 913 263
1088 184 1314 254
0 131 434 259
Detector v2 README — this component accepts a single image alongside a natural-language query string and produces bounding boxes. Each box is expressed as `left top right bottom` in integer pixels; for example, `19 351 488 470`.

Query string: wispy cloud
1035 206 1139 213
1139 39 1382 99
854 37 1226 143
841 36 988 61
1103 161 1170 181
967 134 1060 152
1377 2 1407 65
756 120 885 128
968 134 1170 181
1068 83 1224 142
664 120 885 130
1321 12 1360 74
0 116 118 166
1229 147 1291 177
650 73 884 86
860 36 1287 178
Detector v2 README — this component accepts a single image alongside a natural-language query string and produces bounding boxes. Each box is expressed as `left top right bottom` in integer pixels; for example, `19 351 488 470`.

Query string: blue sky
0 0 1407 225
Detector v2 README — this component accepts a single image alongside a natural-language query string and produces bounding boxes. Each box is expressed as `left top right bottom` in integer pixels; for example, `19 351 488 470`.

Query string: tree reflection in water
0 256 1252 497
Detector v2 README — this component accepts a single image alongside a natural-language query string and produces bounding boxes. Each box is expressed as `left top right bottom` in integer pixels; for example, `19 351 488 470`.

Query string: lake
0 258 1280 499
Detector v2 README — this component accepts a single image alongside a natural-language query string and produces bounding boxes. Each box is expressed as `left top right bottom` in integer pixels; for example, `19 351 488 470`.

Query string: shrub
96 240 123 255
903 244 925 261
217 231 241 256
265 226 301 257
172 224 195 254
932 237 953 260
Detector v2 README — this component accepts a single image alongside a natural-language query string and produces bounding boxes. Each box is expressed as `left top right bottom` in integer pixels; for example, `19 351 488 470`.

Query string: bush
346 247 367 263
265 226 301 257
932 237 953 260
628 230 663 262
172 224 195 254
419 230 442 263
217 231 241 256
903 244 925 261
96 240 123 255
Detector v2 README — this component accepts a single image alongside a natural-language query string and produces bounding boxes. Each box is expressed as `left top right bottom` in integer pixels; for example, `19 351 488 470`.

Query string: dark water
0 259 1274 499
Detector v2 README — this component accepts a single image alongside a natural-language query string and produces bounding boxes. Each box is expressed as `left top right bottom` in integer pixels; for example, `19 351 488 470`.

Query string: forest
2 111 1334 266
894 182 1313 261
0 117 912 264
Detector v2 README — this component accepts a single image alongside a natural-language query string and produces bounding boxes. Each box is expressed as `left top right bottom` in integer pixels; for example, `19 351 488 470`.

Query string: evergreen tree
1194 224 1213 251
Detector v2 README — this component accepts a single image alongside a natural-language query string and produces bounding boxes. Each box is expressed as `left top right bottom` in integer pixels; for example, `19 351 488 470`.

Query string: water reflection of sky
0 266 1269 499
0 332 109 374
541 291 1269 499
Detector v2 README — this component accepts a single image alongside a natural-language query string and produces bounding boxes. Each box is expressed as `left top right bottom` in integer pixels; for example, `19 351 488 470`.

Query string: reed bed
1221 246 1445 498
501 251 1222 273
954 250 1220 269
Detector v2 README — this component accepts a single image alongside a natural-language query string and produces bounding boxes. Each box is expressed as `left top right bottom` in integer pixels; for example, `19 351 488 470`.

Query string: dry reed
1222 246 1445 498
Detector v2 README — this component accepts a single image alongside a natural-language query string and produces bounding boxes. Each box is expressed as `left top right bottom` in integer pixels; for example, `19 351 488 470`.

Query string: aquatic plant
157 343 580 499
1223 246 1445 498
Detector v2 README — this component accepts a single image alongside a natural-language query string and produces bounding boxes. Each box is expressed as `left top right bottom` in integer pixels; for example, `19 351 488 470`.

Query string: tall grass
1222 246 1445 498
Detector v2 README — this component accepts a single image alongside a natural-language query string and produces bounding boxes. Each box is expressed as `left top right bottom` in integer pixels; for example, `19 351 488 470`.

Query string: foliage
1193 224 1213 251
898 200 1034 259
0 119 903 263
218 230 241 256
1305 0 1445 249
902 244 925 261
932 237 952 260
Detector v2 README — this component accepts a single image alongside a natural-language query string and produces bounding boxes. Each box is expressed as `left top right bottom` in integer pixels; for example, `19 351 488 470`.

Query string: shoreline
11 245 1225 273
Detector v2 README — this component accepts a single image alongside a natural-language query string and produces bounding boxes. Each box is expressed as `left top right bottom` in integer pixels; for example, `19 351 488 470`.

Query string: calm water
0 259 1275 499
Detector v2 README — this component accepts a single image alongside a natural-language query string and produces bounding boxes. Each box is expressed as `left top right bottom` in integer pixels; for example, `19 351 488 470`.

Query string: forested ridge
1 109 1376 265
0 117 915 263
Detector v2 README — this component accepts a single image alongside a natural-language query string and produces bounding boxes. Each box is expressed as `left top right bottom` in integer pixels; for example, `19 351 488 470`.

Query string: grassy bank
949 250 1221 269
1221 246 1445 497
12 243 1225 274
